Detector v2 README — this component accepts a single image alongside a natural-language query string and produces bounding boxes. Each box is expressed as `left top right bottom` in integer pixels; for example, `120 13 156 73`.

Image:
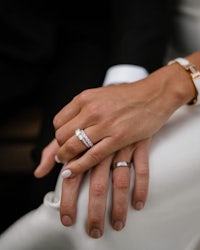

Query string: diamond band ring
112 161 131 170
75 128 94 148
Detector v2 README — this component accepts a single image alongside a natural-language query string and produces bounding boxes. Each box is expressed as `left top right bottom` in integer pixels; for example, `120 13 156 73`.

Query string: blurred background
0 0 109 233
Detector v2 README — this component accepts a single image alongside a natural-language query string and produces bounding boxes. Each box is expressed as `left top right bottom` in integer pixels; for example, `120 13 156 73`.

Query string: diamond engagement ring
75 128 94 148
112 161 131 170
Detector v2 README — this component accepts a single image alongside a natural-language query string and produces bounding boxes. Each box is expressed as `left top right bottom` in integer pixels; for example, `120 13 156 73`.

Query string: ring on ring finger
112 161 131 170
75 128 94 148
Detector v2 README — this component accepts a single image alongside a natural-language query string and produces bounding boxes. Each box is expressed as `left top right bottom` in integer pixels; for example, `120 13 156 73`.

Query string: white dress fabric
0 0 200 249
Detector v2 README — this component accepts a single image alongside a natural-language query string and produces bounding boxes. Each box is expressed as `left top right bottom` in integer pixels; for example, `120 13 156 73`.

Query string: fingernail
89 228 102 238
61 169 72 178
135 201 144 210
61 215 73 226
113 221 123 231
55 155 61 163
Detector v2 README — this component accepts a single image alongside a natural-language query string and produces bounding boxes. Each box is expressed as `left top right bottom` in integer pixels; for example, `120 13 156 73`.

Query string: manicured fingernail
55 155 61 163
113 221 123 231
61 169 72 178
135 201 144 210
62 215 73 226
90 228 102 238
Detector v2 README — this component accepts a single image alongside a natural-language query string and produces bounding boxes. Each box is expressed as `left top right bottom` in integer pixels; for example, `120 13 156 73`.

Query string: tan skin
53 52 198 173
35 136 151 238
35 51 199 238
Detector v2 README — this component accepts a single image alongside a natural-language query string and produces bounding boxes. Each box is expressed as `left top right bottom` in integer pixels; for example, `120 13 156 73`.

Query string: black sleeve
108 0 172 72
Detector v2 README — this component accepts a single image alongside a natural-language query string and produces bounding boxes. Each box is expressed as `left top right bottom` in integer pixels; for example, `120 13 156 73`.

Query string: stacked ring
75 128 94 148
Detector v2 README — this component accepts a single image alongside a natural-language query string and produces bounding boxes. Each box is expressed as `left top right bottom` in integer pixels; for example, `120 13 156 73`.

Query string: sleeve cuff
103 64 149 86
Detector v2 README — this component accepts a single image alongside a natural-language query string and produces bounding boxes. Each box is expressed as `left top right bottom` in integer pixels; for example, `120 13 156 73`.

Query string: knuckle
91 182 107 196
101 116 115 129
86 105 100 120
134 188 148 199
135 165 149 177
55 129 65 146
65 140 78 156
89 214 102 225
88 151 103 165
70 161 85 174
64 176 80 185
60 201 76 214
113 130 126 145
77 89 92 103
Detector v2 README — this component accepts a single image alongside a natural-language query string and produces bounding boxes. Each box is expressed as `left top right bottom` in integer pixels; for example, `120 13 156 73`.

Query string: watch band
168 57 200 105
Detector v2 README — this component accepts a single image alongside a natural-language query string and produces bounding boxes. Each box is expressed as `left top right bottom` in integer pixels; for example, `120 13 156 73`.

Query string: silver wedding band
75 128 94 148
112 161 131 170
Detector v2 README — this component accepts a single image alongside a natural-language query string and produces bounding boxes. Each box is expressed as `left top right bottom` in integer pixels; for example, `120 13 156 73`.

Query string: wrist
165 62 196 107
139 63 196 118
152 54 200 113
168 55 200 105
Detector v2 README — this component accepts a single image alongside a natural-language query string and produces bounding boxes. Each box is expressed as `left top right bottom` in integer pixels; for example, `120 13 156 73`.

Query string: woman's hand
54 63 194 177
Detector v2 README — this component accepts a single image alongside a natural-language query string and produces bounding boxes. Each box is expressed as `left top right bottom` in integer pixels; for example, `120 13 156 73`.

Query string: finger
34 139 59 178
56 125 107 164
54 87 104 132
87 156 112 238
53 96 81 130
132 138 151 210
111 145 134 231
60 172 83 227
60 136 121 178
55 105 102 147
55 110 90 147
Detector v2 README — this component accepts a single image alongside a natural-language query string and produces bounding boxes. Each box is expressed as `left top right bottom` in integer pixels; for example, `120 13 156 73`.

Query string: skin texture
34 137 151 238
53 55 196 174
34 51 200 238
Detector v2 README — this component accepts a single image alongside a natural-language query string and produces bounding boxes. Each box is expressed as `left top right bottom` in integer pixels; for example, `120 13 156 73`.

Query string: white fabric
102 64 148 86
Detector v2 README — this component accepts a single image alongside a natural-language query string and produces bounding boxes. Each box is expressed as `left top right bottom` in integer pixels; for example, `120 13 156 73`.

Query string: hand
60 140 150 238
34 138 151 238
54 63 193 177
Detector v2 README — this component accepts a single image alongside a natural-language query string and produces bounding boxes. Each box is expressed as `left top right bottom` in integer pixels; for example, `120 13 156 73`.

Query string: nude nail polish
135 201 144 210
113 221 123 231
90 228 102 238
62 215 73 226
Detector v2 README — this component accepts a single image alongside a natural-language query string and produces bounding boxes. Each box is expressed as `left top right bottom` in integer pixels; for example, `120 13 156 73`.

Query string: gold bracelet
168 57 200 105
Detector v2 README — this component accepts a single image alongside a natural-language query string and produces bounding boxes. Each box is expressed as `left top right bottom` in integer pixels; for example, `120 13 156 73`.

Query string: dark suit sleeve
109 0 172 72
